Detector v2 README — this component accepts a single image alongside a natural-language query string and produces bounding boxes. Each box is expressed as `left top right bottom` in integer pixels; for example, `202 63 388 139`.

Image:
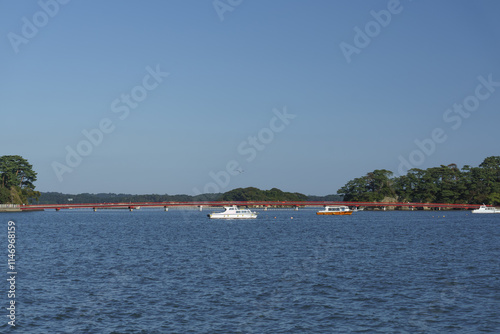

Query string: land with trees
4 154 498 206
38 187 341 204
221 187 308 201
0 155 39 204
338 156 500 205
38 192 222 204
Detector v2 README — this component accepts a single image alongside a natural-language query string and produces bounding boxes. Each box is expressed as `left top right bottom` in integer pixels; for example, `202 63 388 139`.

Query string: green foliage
26 155 500 206
487 193 500 205
38 192 223 204
221 187 308 201
338 156 500 204
0 187 10 203
9 187 24 205
38 189 337 204
338 169 394 202
0 155 38 204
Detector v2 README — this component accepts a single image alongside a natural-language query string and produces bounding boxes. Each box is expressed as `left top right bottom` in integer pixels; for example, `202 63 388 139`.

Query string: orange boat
317 206 353 215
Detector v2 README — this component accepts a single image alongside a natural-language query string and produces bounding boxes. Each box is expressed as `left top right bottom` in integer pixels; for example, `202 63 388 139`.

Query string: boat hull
208 214 257 219
472 210 500 214
472 205 500 214
317 211 353 215
207 206 258 219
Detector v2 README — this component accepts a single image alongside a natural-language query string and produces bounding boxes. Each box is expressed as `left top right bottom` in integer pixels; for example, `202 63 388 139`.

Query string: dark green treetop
338 156 500 205
0 155 39 204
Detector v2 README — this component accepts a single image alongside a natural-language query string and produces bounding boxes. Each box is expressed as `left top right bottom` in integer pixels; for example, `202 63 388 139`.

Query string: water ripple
3 210 499 332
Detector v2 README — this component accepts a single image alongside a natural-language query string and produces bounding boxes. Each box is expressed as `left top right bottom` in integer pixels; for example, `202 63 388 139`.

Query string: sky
1 0 500 196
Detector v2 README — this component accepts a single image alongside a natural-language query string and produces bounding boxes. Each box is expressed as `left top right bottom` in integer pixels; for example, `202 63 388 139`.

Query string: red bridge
20 201 484 211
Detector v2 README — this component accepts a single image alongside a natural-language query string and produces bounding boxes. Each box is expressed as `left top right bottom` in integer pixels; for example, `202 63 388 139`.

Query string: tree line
0 155 39 204
221 187 309 201
338 156 500 205
38 188 342 204
38 192 222 204
8 153 497 206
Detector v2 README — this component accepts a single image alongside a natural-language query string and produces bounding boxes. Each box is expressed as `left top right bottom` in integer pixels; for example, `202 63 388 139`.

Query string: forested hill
221 187 308 201
37 188 342 204
338 156 500 205
37 192 222 205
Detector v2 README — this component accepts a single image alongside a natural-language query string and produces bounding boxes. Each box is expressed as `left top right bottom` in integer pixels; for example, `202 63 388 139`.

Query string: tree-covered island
3 155 499 206
338 156 500 205
0 155 40 204
38 187 340 204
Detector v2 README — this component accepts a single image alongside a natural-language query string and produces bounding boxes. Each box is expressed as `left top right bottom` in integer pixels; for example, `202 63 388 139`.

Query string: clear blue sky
2 0 500 196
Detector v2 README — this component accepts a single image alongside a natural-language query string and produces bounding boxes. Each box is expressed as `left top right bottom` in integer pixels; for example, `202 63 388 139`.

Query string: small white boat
317 206 353 215
208 206 258 219
472 205 500 214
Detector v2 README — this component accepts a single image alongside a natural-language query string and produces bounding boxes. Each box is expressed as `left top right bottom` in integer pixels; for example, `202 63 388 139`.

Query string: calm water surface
1 209 499 333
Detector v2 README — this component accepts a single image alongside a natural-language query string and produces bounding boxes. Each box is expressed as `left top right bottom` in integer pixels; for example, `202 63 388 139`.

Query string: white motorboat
317 206 353 215
208 206 258 219
472 205 500 214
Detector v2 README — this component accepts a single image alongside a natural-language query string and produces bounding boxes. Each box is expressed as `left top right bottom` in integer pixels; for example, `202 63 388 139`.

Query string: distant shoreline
35 189 343 205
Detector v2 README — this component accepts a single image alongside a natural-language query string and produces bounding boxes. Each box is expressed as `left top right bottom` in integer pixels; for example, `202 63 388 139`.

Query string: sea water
1 209 499 333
